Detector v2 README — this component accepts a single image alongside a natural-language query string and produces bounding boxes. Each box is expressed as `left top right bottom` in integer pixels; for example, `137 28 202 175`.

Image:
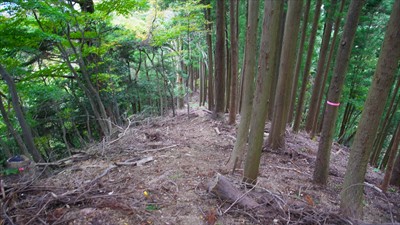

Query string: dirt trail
2 106 399 224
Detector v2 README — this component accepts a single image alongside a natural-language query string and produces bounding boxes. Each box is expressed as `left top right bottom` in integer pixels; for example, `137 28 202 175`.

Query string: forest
0 0 399 224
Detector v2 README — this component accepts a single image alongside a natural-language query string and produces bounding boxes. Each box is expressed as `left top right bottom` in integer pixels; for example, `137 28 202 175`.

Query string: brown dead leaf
304 194 314 207
204 209 217 225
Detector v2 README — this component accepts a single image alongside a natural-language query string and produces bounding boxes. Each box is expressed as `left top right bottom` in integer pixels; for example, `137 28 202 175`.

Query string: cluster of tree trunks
214 0 400 220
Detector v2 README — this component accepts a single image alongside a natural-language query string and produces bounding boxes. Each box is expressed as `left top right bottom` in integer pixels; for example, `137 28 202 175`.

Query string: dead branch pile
1 165 136 225
207 174 362 225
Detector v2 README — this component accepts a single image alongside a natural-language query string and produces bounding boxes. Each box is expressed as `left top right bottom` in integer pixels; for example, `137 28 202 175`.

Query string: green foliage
2 168 19 176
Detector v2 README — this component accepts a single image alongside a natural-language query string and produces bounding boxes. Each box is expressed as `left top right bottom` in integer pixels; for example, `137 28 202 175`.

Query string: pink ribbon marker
327 100 340 107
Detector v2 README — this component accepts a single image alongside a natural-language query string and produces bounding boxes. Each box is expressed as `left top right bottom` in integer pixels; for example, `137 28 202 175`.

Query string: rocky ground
1 105 399 225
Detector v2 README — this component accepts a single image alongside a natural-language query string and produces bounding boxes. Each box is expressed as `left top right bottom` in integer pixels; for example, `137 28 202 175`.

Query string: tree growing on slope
243 0 283 184
268 0 303 150
340 0 400 217
313 0 365 186
226 0 260 172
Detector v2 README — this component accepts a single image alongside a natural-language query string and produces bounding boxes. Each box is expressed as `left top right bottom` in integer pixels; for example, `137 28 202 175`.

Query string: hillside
2 106 399 225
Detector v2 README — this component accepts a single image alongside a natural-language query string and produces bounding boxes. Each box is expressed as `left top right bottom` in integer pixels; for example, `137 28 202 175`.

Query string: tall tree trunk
243 0 283 184
313 0 364 186
0 64 44 162
370 77 400 166
293 0 322 132
0 136 12 158
268 0 304 150
58 43 110 138
288 0 311 124
340 0 400 218
268 9 286 121
225 41 231 113
390 148 400 187
200 59 204 106
228 0 239 124
305 0 338 133
381 121 400 192
213 0 226 118
0 94 30 156
205 4 214 111
226 0 260 172
310 0 346 138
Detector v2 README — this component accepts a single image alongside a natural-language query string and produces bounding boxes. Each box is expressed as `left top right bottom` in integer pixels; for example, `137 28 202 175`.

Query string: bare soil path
2 106 399 224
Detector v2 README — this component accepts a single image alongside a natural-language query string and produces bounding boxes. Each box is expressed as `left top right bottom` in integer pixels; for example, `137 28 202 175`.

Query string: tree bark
228 0 239 125
340 0 400 218
370 77 400 166
268 9 285 121
313 0 364 186
225 40 231 113
292 0 322 132
205 5 214 111
381 121 400 192
268 0 304 150
213 0 226 119
305 0 338 133
243 0 283 184
0 94 30 156
311 0 346 138
288 0 311 124
226 0 260 172
390 149 400 187
208 174 259 209
0 64 44 162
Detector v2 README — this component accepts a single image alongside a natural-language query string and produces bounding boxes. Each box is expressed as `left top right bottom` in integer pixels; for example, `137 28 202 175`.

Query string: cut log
207 173 259 209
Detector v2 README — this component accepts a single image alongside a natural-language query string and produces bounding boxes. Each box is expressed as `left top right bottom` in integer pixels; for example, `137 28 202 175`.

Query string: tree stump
207 173 259 209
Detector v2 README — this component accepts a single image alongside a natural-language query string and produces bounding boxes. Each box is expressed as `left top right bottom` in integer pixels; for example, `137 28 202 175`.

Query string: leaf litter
1 106 399 225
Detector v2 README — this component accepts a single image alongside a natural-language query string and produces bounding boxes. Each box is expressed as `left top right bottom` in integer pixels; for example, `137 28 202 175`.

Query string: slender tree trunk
0 137 12 158
268 9 286 121
228 0 239 125
200 59 204 106
243 0 283 184
205 4 214 111
390 149 400 187
313 0 365 186
305 0 338 133
268 0 304 150
85 108 93 142
0 94 30 156
0 64 44 162
60 119 72 156
293 0 322 132
214 0 226 118
310 0 346 138
340 0 400 218
203 62 207 107
226 0 260 172
370 77 400 166
381 121 400 192
288 0 311 124
225 42 231 113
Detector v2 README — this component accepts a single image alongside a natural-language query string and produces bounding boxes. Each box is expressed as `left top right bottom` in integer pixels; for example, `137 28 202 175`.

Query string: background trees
0 0 399 220
0 0 207 161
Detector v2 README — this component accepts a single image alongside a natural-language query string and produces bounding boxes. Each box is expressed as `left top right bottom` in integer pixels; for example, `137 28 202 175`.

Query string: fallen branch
90 165 117 185
202 109 213 114
208 173 259 209
36 153 89 167
275 166 310 176
108 118 134 145
114 156 154 166
139 145 178 154
1 180 5 199
223 182 258 214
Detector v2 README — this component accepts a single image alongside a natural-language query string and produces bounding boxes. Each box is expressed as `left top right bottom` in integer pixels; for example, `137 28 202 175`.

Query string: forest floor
2 102 400 225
